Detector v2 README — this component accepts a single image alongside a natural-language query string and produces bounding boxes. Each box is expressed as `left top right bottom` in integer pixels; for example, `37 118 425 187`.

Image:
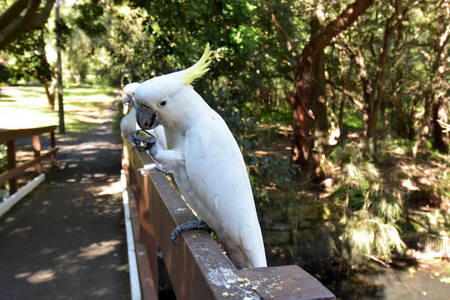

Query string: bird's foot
138 164 168 176
130 130 157 155
171 220 213 246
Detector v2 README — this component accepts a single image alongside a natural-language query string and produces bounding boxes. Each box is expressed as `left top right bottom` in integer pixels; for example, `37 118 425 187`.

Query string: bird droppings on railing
207 267 237 286
206 266 299 299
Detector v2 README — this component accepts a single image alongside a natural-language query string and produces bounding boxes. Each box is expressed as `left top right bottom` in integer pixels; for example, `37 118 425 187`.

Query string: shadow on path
0 115 131 299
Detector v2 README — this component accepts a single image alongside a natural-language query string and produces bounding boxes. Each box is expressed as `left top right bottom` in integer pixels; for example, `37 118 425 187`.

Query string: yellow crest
182 44 213 86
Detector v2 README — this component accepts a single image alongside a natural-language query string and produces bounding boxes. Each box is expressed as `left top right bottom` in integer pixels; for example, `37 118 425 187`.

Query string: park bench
0 125 58 216
121 136 336 299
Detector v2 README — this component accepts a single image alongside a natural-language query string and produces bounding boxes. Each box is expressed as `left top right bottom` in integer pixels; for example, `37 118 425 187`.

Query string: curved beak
136 104 161 131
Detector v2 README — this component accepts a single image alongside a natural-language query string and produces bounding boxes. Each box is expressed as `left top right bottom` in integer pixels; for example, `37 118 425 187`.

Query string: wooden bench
122 137 336 300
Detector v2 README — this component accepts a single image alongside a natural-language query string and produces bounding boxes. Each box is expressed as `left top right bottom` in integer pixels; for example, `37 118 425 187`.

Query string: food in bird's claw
128 44 267 269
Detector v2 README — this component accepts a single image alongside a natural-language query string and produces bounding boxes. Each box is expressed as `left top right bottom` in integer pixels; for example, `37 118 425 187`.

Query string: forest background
1 0 449 296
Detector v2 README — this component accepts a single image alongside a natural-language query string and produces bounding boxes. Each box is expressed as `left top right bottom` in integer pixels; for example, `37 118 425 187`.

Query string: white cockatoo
120 82 167 154
131 44 267 269
120 82 141 138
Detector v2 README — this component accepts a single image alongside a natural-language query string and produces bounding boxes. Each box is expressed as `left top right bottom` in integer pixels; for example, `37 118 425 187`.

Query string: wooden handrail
0 125 58 143
0 125 58 195
122 137 336 300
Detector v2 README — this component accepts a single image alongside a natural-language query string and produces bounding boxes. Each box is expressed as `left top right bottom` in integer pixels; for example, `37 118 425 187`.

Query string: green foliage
0 64 10 84
329 142 407 265
64 0 303 120
73 0 107 37
2 29 53 85
0 144 7 174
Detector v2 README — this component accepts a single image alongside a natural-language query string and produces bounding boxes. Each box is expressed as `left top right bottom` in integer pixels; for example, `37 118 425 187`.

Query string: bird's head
134 44 213 130
122 82 162 131
122 82 141 108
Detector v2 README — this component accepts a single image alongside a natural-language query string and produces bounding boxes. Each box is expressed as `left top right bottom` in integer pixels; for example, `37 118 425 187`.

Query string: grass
0 83 121 191
0 84 119 136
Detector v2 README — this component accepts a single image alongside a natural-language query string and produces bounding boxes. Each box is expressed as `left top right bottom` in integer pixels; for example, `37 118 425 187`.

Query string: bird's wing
184 115 266 268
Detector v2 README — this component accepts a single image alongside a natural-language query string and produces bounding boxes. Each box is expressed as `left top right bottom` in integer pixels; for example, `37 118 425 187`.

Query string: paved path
0 111 131 299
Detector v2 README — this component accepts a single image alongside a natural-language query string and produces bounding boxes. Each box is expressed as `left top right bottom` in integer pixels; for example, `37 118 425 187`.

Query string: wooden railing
122 137 336 300
0 125 58 195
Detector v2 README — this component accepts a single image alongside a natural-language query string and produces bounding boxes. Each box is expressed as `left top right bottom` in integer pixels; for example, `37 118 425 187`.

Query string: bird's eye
158 100 167 107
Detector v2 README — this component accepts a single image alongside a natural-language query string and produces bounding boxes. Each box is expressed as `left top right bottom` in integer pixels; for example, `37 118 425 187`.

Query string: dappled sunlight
0 110 58 129
402 178 420 191
9 238 123 287
26 269 56 284
0 85 119 131
98 180 123 196
37 247 58 255
15 269 56 284
91 287 111 297
8 226 31 236
78 240 121 260
71 114 109 124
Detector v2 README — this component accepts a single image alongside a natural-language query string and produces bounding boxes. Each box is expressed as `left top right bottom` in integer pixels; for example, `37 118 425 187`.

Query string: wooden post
33 135 42 174
6 140 17 194
55 0 65 134
140 174 159 294
50 130 57 166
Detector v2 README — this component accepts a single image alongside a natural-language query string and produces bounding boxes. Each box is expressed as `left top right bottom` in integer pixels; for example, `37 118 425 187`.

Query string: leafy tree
0 0 55 50
2 29 56 110
290 0 374 175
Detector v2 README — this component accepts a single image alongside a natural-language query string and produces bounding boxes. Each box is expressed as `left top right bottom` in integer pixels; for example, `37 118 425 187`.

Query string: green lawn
0 84 119 136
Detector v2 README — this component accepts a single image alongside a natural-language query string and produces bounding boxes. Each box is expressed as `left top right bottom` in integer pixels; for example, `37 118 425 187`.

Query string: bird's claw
138 164 168 176
171 220 213 246
130 130 157 155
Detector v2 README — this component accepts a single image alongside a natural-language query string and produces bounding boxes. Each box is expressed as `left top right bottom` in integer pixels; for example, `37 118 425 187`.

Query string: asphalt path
0 111 131 299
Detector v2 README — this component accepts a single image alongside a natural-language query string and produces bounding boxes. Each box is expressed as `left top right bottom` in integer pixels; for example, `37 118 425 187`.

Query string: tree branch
0 0 40 50
0 0 55 51
326 80 365 111
267 0 297 59
32 0 56 29
307 0 375 59
0 0 31 30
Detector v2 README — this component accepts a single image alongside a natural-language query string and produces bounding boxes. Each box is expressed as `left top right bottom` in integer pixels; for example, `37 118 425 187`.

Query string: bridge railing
122 137 336 300
0 125 58 196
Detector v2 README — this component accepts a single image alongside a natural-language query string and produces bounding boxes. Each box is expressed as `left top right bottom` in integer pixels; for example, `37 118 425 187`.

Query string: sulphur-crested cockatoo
131 44 267 269
120 82 141 138
120 82 167 154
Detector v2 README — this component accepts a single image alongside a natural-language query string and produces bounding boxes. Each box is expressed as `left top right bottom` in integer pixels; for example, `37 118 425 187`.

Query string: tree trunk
43 77 57 111
432 97 449 154
290 0 374 174
310 5 328 157
365 2 411 138
43 81 55 111
431 2 449 154
414 1 449 156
